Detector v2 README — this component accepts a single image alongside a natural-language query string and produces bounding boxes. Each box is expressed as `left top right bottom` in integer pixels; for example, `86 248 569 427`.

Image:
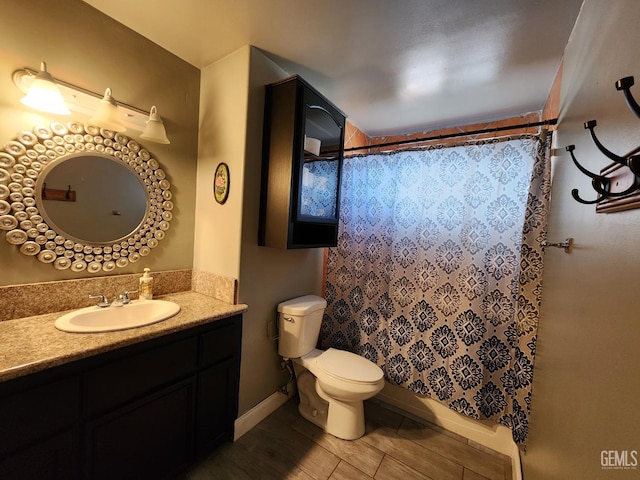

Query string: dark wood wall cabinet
0 315 242 480
259 75 347 249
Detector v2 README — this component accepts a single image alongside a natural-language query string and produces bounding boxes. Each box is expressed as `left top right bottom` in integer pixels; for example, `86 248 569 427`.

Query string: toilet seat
313 348 383 384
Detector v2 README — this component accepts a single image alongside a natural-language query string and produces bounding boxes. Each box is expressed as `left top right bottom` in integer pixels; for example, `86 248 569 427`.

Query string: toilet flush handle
284 316 295 323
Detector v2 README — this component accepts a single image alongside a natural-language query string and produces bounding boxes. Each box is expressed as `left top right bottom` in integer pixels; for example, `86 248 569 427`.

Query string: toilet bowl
277 295 384 440
294 348 384 439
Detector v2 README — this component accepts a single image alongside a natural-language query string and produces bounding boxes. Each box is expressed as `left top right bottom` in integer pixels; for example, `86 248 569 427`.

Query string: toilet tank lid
277 295 327 315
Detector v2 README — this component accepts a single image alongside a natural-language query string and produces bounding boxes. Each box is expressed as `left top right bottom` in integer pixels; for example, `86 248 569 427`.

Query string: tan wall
196 46 325 415
194 48 249 280
0 0 199 286
523 1 640 479
237 48 325 414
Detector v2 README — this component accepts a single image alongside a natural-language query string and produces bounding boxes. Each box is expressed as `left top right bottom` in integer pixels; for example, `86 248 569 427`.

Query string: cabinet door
84 378 196 480
0 375 80 458
196 358 239 455
0 430 77 480
294 90 344 225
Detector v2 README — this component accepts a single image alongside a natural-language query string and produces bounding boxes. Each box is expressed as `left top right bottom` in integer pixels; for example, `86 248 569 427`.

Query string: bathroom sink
55 300 181 333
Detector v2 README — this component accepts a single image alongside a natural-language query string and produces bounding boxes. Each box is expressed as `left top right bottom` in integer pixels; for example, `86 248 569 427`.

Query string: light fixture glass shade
140 106 170 144
20 62 70 115
88 88 126 132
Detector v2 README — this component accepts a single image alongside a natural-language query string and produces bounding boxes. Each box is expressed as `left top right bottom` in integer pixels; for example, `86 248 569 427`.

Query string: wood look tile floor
181 398 512 480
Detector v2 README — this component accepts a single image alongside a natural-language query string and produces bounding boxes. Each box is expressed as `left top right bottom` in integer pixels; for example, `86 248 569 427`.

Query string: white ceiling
83 0 584 137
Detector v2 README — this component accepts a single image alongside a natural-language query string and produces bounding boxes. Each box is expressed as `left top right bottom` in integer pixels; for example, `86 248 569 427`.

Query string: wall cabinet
259 75 346 249
0 315 242 480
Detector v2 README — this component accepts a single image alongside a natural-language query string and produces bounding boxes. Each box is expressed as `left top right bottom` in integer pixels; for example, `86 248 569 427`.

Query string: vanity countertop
0 291 247 383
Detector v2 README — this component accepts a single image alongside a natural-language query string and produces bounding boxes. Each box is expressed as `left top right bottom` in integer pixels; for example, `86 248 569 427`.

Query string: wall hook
571 188 600 205
542 237 574 254
583 120 633 170
567 144 640 201
615 76 640 119
565 144 606 181
566 145 610 204
567 75 640 212
40 184 76 202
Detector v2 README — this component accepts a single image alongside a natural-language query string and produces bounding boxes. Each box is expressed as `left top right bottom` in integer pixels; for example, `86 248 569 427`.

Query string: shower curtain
321 134 551 444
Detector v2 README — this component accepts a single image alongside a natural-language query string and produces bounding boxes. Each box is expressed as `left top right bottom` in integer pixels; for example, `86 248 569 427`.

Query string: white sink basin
55 299 181 333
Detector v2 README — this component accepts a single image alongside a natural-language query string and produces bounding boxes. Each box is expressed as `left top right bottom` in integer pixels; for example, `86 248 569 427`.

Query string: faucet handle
89 294 110 308
119 290 138 304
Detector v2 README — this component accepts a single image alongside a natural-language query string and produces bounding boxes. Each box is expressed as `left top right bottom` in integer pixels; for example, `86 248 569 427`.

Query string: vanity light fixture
140 106 170 144
12 61 171 143
88 88 126 132
18 62 71 115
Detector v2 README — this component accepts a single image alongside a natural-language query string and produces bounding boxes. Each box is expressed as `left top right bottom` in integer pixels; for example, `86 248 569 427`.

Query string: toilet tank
277 295 327 358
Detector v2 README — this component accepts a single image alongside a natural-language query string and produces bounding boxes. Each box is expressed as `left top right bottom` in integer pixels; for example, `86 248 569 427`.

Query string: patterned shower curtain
321 134 551 444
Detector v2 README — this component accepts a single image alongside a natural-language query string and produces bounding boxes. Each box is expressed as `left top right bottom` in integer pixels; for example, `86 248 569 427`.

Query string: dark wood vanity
0 298 243 480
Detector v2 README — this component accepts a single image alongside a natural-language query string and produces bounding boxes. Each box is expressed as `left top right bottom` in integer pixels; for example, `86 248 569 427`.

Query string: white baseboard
376 383 522 480
233 381 297 441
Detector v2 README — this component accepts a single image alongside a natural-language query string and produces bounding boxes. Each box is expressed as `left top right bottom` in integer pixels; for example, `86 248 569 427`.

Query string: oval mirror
36 153 148 244
0 120 173 273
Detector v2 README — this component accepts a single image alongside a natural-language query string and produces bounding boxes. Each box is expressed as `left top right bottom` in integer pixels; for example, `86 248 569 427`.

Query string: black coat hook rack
41 183 76 202
567 76 640 213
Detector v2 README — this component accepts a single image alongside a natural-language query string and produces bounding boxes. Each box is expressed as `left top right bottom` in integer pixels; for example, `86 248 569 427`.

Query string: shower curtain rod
343 118 558 152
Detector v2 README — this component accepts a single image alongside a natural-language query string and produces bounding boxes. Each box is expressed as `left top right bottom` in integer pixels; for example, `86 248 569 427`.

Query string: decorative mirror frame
0 120 173 273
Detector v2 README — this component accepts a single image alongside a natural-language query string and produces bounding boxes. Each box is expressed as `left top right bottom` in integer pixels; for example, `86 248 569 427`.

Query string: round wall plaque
214 162 230 204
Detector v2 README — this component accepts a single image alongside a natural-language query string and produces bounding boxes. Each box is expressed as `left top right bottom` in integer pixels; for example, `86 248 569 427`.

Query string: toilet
277 295 384 440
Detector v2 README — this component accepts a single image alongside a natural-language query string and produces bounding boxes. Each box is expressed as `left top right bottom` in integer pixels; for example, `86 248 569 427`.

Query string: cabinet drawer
198 321 241 367
0 376 80 457
86 337 197 417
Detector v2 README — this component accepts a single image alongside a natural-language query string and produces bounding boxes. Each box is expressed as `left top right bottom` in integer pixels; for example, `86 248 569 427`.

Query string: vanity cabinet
259 75 346 249
0 314 242 480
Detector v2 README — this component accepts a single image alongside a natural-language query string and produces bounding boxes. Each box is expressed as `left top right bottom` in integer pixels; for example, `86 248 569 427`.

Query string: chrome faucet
112 290 138 307
89 294 110 308
89 290 137 308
